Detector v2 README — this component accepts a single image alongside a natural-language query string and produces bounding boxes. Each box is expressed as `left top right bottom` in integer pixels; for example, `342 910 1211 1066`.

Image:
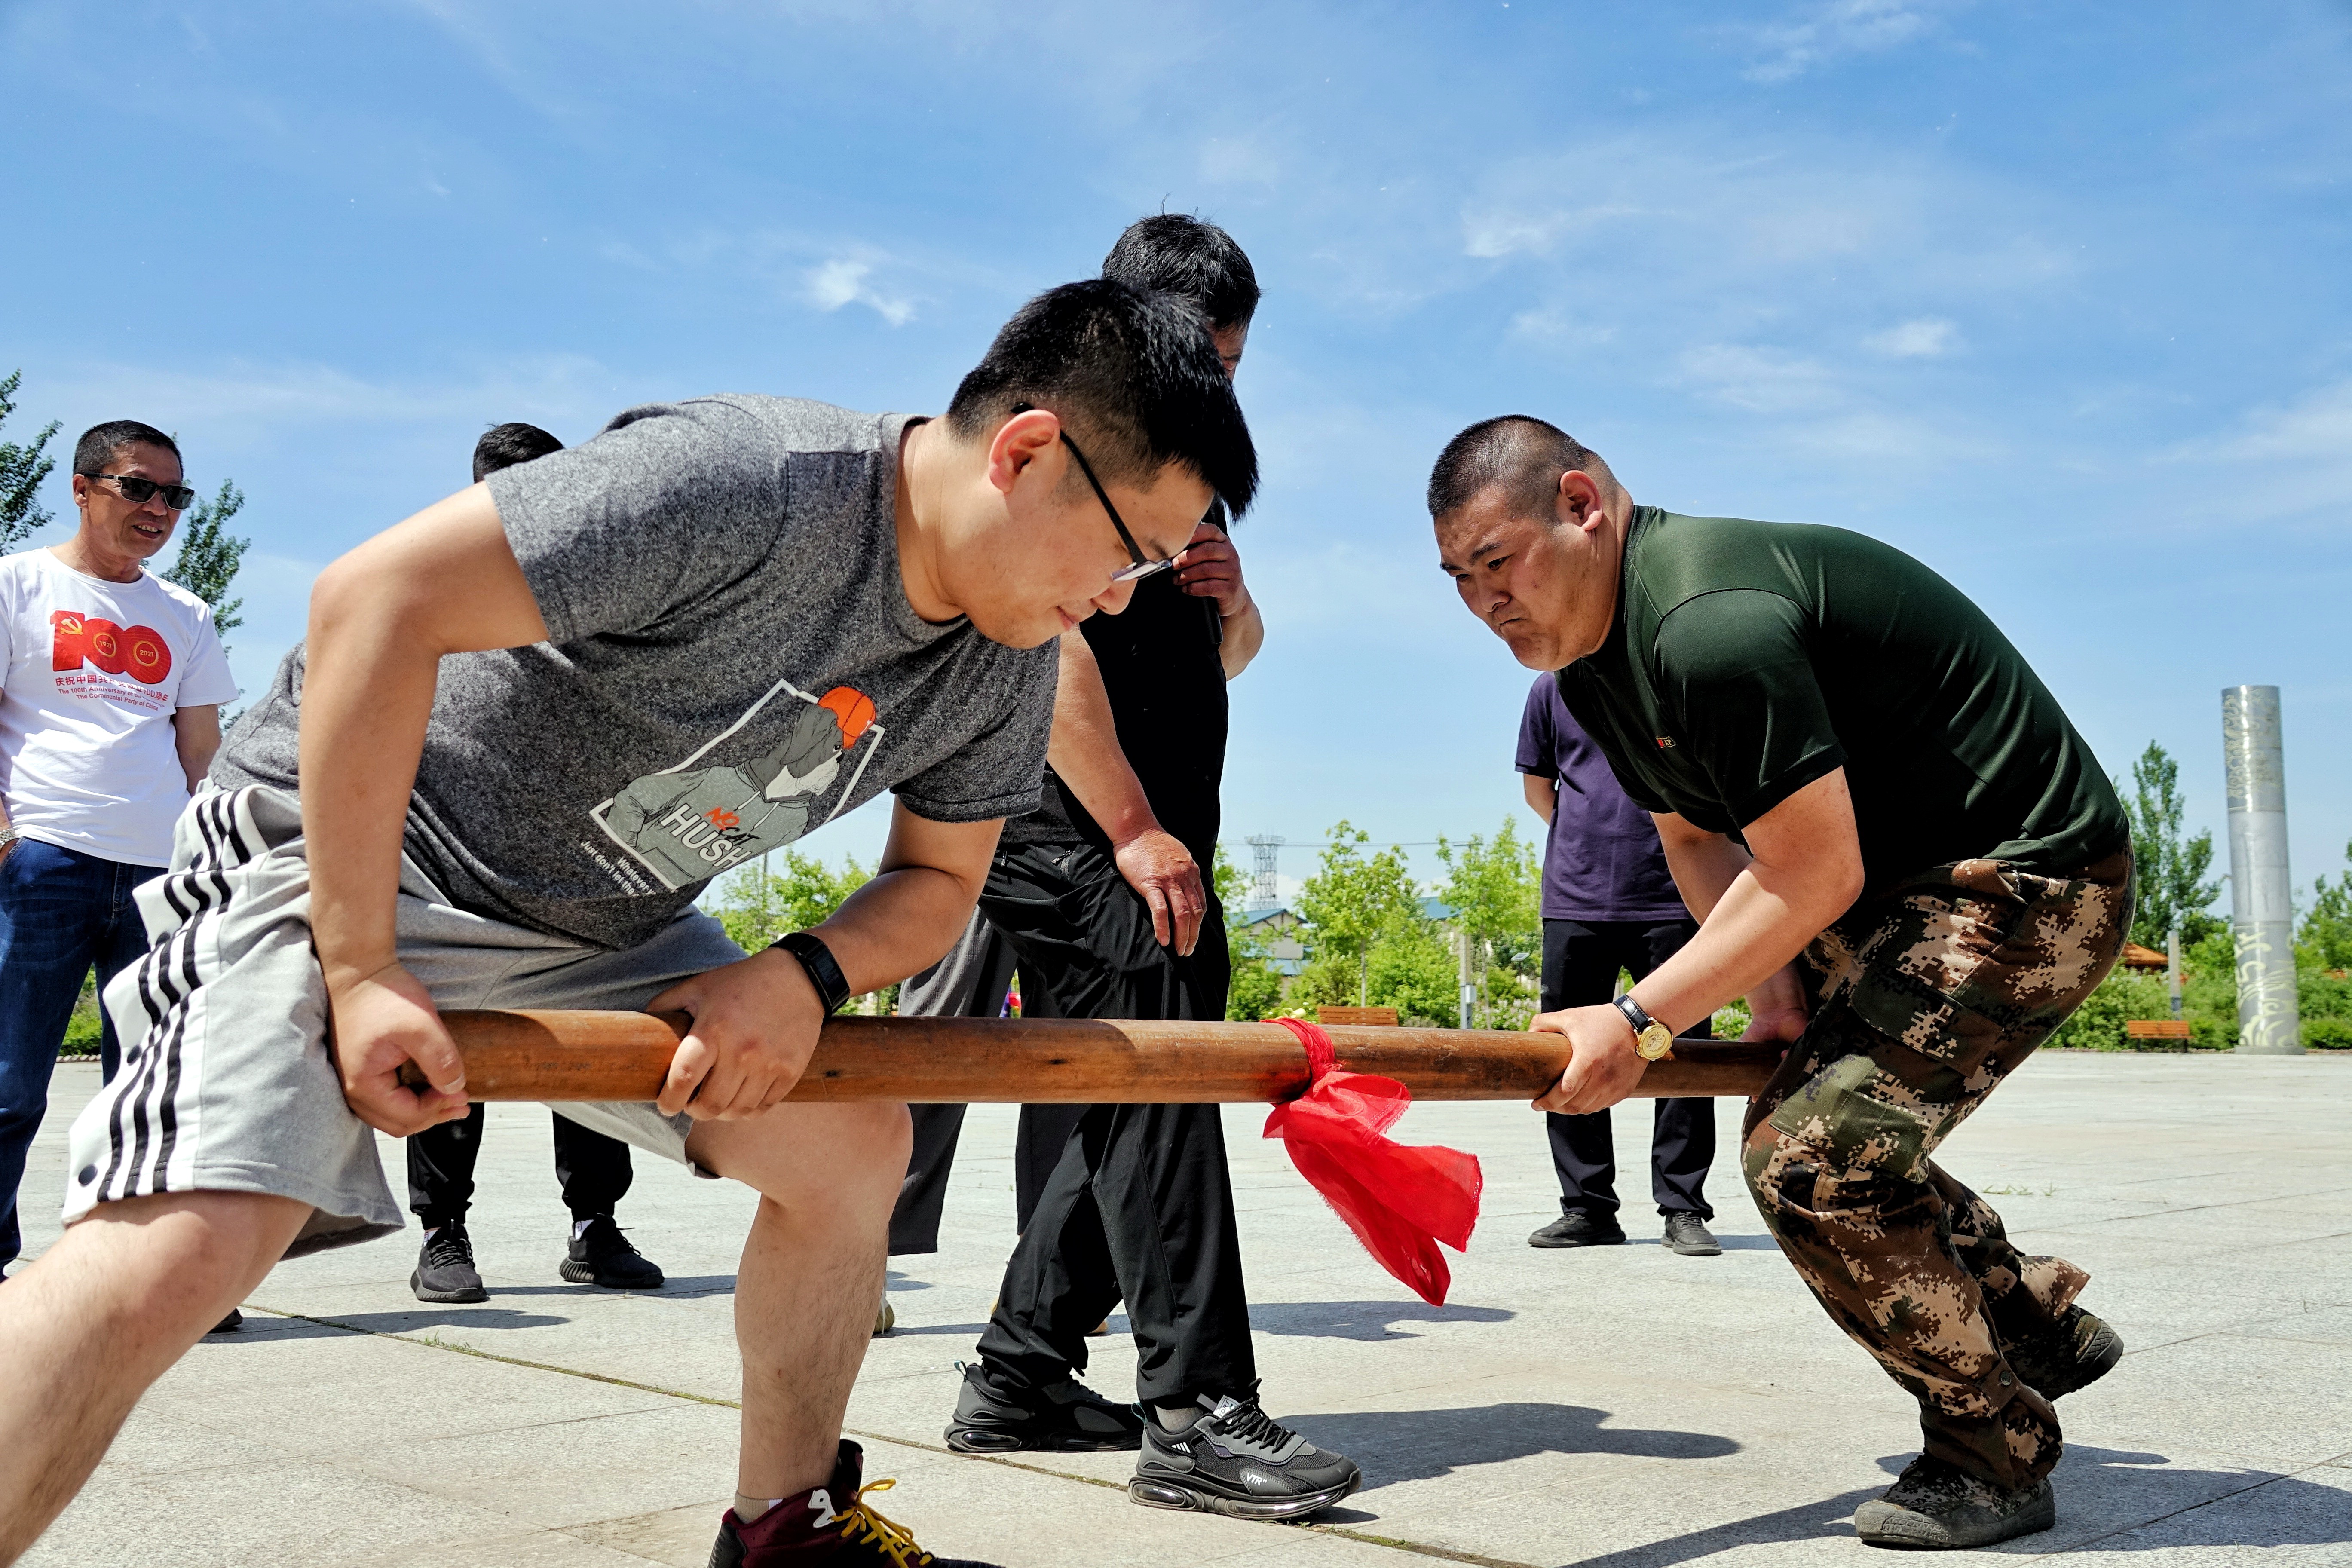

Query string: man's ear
1555 468 1608 532
984 407 1063 501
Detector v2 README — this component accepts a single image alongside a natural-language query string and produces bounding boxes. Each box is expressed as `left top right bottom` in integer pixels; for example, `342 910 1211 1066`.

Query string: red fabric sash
1262 1017 1483 1305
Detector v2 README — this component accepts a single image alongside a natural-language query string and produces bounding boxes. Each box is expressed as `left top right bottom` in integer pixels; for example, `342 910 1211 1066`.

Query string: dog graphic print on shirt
596 680 880 890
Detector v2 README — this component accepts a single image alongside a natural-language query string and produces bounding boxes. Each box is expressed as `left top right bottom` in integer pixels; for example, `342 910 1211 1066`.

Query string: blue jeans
0 838 161 1268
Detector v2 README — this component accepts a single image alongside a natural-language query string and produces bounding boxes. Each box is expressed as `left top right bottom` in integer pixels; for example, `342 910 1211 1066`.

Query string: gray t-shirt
218 395 1057 949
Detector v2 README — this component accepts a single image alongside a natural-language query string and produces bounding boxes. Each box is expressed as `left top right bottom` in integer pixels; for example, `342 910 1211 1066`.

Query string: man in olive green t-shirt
1427 415 2133 1551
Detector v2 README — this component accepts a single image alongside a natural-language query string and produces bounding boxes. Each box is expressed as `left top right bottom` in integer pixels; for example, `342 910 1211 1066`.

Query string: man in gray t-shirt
5 280 1258 1568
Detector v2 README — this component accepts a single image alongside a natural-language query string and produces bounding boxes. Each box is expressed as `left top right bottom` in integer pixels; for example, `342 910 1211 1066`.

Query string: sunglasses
1012 404 1173 584
80 472 196 511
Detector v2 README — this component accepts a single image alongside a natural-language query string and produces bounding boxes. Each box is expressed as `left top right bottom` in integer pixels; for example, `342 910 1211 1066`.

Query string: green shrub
2303 1016 2352 1050
59 968 102 1058
2041 968 2184 1050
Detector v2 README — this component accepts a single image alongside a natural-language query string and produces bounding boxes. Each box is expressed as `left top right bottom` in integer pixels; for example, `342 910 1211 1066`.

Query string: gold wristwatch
1613 995 1676 1061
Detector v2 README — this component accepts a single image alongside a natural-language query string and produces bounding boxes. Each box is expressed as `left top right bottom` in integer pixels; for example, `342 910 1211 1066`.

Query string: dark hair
946 279 1257 517
472 422 564 482
74 420 180 475
1426 415 1611 521
1101 214 1259 331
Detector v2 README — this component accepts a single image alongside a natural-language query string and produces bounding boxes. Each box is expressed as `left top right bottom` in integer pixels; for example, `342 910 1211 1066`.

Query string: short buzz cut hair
74 420 181 476
1101 214 1260 331
1426 415 1612 522
472 422 564 483
945 278 1258 517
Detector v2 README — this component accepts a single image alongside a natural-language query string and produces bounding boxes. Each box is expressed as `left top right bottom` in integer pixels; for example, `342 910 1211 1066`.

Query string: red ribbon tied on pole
1262 1017 1483 1305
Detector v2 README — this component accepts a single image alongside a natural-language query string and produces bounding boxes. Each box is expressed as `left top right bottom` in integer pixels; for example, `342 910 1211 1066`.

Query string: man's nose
1093 579 1138 616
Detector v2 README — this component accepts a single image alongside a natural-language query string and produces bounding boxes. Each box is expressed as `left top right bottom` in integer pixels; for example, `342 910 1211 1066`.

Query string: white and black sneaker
1130 1386 1361 1520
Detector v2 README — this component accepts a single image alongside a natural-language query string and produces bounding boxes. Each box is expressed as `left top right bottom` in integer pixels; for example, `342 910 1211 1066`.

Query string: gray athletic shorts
62 785 748 1256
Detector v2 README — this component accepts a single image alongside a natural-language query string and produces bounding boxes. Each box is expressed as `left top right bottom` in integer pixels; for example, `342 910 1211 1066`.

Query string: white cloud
1865 317 1961 357
1679 343 1840 413
1729 0 1965 85
802 258 917 327
2191 377 2352 525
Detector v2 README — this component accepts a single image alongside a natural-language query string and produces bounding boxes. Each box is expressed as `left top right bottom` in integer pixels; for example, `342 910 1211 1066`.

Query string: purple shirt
1517 674 1688 923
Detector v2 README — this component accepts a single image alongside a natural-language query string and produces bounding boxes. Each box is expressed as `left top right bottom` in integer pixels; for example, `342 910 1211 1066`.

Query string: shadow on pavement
1539 1446 2351 1568
1248 1299 1514 1341
240 1306 573 1338
1291 1402 1737 1486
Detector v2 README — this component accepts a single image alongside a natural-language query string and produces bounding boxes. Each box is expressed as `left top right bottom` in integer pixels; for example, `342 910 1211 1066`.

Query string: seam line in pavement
245 1304 1540 1568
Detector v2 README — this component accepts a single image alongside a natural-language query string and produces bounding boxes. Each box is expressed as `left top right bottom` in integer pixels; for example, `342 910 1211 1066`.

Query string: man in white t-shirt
0 420 237 1283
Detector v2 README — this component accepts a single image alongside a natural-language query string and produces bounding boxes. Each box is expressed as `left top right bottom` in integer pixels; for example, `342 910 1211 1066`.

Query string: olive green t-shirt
1555 508 2126 897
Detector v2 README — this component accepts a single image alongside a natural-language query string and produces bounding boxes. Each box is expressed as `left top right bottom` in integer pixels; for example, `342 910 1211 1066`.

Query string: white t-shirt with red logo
0 549 241 867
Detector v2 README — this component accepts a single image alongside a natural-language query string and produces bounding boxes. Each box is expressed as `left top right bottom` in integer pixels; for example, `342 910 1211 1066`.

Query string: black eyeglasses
1013 404 1172 584
80 472 195 511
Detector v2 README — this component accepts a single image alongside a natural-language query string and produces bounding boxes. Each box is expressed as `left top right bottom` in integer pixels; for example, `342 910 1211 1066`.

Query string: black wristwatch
772 930 852 1017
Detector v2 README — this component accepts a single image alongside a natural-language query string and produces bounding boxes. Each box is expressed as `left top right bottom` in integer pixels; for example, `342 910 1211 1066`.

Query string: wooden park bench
2125 1019 2194 1043
1315 1006 1401 1028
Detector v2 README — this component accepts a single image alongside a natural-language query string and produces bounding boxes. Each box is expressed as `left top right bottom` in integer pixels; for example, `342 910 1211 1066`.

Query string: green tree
0 371 61 553
1211 844 1286 1019
710 848 870 952
1436 817 1541 1029
1294 821 1418 1005
2121 741 2223 947
164 479 251 638
2301 839 2352 973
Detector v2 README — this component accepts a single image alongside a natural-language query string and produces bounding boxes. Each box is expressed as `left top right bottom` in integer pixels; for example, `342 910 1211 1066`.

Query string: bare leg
689 1100 911 1501
0 1190 307 1565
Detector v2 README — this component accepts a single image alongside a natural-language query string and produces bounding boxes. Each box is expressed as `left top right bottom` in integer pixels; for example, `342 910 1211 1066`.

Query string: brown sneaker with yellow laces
707 1440 1001 1566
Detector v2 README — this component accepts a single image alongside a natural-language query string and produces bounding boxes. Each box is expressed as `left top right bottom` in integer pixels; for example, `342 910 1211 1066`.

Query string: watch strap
1612 993 1656 1038
772 930 851 1016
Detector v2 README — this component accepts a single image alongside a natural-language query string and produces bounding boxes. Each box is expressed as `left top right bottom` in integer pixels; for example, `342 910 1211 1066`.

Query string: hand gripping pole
400 1011 1777 1103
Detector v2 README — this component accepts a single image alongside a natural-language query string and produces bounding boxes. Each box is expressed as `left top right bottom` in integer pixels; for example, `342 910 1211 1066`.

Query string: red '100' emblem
52 612 174 684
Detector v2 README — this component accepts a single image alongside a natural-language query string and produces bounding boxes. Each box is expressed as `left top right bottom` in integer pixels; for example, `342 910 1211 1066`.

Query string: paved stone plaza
16 1050 2352 1567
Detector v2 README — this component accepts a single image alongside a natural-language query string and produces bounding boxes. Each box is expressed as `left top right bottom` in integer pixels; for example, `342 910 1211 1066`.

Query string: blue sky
6 0 2348 907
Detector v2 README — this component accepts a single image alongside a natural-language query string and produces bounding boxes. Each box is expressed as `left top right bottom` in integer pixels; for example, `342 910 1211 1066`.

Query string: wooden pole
402 1011 1778 1104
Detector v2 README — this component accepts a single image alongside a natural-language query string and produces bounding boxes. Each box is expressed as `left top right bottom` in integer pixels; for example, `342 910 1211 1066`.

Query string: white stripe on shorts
95 789 259 1203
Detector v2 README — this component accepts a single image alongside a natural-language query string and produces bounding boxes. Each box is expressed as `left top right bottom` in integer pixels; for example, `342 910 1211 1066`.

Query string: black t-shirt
997 563 1229 873
1555 507 2127 897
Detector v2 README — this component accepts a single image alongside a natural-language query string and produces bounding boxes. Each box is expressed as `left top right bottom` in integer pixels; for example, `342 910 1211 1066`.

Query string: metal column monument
2222 685 2302 1054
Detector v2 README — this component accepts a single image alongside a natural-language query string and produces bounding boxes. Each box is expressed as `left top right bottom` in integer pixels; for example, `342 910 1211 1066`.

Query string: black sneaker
208 1308 243 1333
2006 1305 2123 1401
562 1214 665 1289
708 1439 1003 1566
943 1361 1142 1454
1853 1453 2055 1548
411 1222 488 1304
1528 1208 1627 1248
1130 1386 1362 1520
1662 1213 1723 1256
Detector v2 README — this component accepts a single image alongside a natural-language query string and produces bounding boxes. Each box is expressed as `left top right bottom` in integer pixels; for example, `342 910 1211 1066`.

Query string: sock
735 1493 785 1523
1155 1400 1204 1433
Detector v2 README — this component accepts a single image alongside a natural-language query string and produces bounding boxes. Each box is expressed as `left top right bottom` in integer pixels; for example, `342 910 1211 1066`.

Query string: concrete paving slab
14 1054 2352 1567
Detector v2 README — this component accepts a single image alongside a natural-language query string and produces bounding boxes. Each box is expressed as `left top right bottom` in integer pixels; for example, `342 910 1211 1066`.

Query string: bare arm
1047 631 1205 954
171 704 221 793
646 803 1002 1118
300 484 554 1135
1173 518 1264 680
1521 772 1556 826
1532 768 1865 1115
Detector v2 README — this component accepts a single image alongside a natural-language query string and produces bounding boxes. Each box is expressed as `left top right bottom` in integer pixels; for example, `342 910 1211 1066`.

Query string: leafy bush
2041 968 2189 1050
59 968 102 1058
2303 1016 2352 1050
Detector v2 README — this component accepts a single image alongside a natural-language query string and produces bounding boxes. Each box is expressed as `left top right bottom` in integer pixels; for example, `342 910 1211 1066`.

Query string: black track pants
1540 916 1717 1219
971 840 1252 1405
406 1104 636 1228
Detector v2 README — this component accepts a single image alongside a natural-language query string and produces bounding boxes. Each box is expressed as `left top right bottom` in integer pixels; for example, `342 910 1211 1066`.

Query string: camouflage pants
1742 849 2132 1490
